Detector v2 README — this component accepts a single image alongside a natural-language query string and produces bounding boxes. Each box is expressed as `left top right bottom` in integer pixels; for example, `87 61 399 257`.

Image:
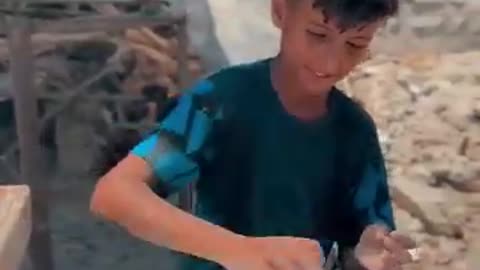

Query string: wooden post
176 16 194 212
7 16 55 270
0 185 32 270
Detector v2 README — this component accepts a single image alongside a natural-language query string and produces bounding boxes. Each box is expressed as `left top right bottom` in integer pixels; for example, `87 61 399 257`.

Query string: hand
217 236 325 270
354 225 417 270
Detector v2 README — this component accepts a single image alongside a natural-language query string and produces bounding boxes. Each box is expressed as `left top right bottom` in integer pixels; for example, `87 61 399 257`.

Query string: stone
451 260 467 270
472 101 480 120
465 137 480 161
467 239 480 270
466 194 480 209
430 158 480 193
0 185 31 270
390 177 463 238
393 207 425 232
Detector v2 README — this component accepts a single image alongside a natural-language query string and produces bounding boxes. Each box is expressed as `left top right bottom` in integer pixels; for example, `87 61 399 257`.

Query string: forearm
90 177 243 264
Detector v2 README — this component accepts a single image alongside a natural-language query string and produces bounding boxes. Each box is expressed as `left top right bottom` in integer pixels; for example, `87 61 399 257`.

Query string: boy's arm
89 80 241 263
90 153 243 264
351 126 395 232
338 123 395 270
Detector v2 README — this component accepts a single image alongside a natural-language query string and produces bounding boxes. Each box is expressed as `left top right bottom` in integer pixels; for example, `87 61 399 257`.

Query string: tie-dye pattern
130 80 216 194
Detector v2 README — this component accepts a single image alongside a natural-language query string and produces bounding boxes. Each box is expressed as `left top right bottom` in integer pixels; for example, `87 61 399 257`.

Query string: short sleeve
342 125 396 246
350 129 395 230
333 115 395 249
130 79 222 196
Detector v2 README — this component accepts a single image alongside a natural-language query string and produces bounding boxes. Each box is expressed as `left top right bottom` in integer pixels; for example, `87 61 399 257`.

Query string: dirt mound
339 50 480 270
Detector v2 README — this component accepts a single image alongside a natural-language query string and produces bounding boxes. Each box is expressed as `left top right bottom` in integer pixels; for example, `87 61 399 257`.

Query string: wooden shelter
0 1 193 269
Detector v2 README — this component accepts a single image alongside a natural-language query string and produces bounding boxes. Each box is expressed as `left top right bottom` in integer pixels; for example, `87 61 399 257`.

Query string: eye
347 42 368 49
307 30 327 39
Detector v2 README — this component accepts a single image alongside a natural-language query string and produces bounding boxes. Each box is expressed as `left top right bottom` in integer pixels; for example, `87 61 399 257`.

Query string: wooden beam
0 185 32 270
0 32 109 62
37 13 183 33
0 52 124 170
7 16 54 270
38 61 119 126
39 92 146 102
175 18 194 212
1 86 151 103
21 0 138 3
0 12 184 35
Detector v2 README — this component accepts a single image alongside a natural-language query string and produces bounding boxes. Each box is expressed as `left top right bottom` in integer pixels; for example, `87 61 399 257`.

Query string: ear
271 0 288 29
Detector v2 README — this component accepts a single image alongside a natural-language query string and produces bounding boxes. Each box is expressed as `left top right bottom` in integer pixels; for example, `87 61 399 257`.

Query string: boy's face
272 0 384 96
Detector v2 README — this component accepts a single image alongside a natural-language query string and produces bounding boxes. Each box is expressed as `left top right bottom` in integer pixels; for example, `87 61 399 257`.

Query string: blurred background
0 0 478 270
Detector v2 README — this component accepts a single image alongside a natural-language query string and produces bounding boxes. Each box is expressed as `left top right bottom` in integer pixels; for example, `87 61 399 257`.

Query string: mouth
305 66 333 79
314 71 329 78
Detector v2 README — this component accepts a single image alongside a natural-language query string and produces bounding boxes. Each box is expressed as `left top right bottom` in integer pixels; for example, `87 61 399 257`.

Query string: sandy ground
18 173 179 270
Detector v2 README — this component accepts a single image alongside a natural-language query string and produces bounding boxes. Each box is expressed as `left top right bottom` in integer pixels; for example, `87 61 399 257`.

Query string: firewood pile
0 2 204 106
0 2 205 176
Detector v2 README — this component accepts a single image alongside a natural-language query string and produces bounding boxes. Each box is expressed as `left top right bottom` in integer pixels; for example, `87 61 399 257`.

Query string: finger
294 250 324 270
389 231 417 249
383 236 412 264
380 250 401 270
365 224 390 249
365 224 390 237
292 238 322 253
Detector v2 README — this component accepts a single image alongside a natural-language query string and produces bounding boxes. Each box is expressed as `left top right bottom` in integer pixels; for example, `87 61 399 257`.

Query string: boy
90 0 417 270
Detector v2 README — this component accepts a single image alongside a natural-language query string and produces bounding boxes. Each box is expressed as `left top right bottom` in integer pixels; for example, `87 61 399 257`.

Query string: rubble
339 50 480 270
0 185 31 270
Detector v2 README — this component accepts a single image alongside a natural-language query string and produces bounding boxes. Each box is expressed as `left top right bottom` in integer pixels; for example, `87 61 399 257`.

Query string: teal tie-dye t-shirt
130 58 395 270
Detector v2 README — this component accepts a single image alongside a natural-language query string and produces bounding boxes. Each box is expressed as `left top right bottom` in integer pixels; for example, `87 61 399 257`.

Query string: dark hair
312 0 399 30
92 85 178 177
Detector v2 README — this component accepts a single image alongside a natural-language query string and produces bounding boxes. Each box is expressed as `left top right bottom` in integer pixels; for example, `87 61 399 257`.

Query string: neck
270 56 330 121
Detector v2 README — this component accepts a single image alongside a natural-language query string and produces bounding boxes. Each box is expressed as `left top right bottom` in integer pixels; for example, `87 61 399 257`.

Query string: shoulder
198 58 270 98
205 58 270 84
184 58 270 118
170 59 267 112
331 87 378 140
330 89 387 189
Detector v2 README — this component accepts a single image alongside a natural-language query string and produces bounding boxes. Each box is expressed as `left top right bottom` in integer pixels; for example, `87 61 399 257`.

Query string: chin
303 82 334 97
298 72 335 96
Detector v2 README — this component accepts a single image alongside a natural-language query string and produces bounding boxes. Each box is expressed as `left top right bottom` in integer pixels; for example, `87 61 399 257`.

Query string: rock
0 185 31 270
472 101 480 121
467 239 480 270
445 205 471 224
400 52 442 73
390 177 463 238
450 260 467 270
430 158 480 193
439 236 467 255
435 104 471 132
434 251 453 265
427 237 466 266
465 137 480 161
393 207 425 233
466 194 480 209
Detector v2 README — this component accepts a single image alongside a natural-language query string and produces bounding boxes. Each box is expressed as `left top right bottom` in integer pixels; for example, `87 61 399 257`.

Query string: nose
317 45 343 76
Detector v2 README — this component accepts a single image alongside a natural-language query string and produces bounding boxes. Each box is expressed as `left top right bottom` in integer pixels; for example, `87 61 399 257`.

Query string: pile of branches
0 1 205 176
